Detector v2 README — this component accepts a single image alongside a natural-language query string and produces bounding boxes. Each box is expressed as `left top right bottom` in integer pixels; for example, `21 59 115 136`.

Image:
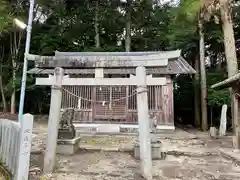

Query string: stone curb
79 145 134 152
79 133 197 140
219 149 240 165
79 145 217 157
166 150 218 157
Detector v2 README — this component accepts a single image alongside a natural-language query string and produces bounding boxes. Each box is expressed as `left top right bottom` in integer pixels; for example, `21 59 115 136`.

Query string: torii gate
45 67 158 179
27 51 182 179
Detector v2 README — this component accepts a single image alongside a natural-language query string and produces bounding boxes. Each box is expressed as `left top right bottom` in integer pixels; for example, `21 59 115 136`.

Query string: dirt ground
29 118 240 180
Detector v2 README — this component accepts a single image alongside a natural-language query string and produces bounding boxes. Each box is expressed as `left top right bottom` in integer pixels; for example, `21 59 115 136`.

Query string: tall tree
125 0 132 52
172 0 208 130
9 30 23 114
0 44 7 112
95 0 100 48
202 0 238 77
201 0 238 131
194 54 201 127
199 19 208 131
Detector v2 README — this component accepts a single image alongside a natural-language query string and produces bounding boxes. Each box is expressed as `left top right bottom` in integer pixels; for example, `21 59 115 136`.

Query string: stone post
136 66 152 180
16 114 34 180
43 67 64 173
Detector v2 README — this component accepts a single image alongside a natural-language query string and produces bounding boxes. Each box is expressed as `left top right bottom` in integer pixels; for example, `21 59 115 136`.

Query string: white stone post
136 66 152 180
43 67 64 173
16 113 34 180
219 104 228 136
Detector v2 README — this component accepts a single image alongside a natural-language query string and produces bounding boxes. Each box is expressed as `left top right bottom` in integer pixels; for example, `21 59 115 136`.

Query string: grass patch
0 163 11 180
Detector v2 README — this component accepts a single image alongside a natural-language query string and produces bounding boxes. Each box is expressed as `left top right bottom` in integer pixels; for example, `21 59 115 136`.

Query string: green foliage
177 0 200 21
0 0 12 33
207 89 231 107
0 0 239 125
206 71 231 107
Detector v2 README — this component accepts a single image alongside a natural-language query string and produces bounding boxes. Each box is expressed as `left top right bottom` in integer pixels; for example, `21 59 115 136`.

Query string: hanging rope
62 86 148 104
235 93 240 98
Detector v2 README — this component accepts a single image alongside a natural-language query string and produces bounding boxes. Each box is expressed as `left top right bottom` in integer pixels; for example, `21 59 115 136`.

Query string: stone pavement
29 120 240 180
219 148 240 165
34 151 240 180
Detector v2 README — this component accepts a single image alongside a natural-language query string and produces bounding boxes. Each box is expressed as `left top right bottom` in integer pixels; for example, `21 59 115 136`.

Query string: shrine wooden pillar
232 86 240 149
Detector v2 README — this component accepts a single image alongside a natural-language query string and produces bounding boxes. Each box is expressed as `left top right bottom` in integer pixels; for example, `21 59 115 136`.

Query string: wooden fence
0 114 33 180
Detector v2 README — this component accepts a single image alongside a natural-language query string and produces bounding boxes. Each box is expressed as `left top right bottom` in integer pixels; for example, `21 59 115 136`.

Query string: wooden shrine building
28 50 195 131
212 73 240 148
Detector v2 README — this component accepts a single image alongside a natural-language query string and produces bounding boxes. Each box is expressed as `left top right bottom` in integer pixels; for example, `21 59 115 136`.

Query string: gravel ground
31 151 240 180
29 120 240 180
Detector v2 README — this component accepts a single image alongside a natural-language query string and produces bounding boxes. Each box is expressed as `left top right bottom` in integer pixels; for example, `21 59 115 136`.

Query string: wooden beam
55 50 181 58
211 72 240 89
36 76 167 86
26 54 169 68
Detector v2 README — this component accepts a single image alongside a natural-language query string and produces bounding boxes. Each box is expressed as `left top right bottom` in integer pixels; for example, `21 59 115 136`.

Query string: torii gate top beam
26 50 182 68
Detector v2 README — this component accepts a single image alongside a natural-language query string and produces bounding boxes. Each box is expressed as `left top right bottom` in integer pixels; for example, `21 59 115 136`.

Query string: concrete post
43 67 64 173
136 66 152 180
16 113 34 180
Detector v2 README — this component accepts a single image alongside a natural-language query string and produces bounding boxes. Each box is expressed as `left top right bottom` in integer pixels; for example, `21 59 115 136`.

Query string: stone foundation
134 140 164 160
56 137 81 155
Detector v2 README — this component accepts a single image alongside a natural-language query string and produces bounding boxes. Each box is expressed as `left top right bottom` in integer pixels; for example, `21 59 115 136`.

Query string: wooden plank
95 68 104 78
36 76 167 86
27 54 169 68
162 84 169 125
168 81 174 125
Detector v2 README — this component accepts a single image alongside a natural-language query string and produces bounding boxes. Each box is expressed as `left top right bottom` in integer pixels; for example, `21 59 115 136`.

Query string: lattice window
94 86 127 119
128 85 160 110
61 86 92 109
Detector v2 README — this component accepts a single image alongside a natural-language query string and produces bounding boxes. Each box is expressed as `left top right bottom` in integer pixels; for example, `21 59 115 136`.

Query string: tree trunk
194 55 201 127
199 20 208 131
220 0 238 77
0 76 7 112
10 31 22 114
11 60 16 114
125 0 132 52
10 89 16 114
0 46 7 112
94 0 100 48
220 0 238 132
216 54 222 71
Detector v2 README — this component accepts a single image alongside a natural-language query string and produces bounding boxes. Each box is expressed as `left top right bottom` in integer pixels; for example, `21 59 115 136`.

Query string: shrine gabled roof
28 56 196 75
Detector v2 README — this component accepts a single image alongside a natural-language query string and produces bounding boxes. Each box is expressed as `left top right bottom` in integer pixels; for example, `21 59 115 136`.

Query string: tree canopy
0 0 240 128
